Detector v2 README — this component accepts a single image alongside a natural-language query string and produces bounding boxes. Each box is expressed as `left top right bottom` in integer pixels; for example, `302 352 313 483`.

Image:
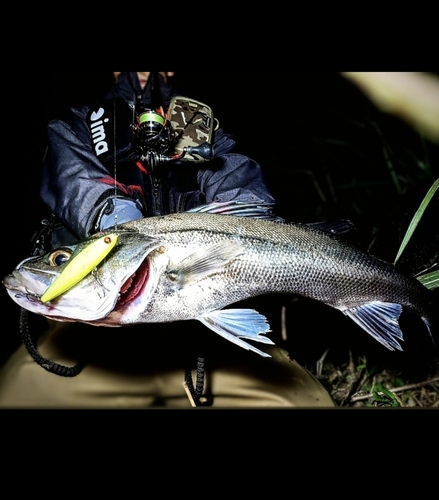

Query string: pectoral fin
198 308 274 357
167 242 243 286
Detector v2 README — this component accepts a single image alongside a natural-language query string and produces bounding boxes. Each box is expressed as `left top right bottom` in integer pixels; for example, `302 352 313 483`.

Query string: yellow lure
41 233 118 303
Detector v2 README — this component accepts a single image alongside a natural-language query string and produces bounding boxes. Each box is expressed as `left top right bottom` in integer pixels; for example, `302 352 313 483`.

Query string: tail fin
343 293 439 357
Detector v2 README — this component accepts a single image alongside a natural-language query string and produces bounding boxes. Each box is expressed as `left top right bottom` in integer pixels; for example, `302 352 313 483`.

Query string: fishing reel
130 99 214 172
130 105 176 163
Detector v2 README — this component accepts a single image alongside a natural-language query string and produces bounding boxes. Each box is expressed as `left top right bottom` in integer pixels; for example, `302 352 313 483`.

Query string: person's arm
168 125 276 211
199 153 276 205
199 127 276 206
168 126 276 212
40 107 143 240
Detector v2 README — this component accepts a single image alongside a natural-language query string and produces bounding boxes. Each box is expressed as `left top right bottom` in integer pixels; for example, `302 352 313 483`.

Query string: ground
321 350 439 408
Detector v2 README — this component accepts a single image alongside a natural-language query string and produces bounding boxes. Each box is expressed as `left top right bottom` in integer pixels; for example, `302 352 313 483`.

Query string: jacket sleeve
197 127 276 206
40 107 143 239
198 154 276 205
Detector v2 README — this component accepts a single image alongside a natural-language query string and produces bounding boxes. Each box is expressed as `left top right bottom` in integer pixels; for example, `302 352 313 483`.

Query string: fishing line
113 97 118 231
112 73 140 231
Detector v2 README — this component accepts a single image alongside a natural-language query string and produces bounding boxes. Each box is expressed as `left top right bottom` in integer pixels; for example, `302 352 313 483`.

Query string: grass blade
417 270 439 290
394 178 439 264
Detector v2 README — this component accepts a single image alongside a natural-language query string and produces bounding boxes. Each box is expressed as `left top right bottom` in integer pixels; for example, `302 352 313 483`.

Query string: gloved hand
99 198 143 230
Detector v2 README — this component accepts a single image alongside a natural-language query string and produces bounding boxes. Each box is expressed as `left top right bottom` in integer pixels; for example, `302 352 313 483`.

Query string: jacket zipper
152 175 162 215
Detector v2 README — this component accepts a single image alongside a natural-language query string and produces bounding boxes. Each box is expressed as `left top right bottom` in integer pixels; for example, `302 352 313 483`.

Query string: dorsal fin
304 220 356 236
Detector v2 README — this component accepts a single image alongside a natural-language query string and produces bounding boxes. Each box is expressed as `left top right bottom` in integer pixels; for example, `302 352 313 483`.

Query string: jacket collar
105 72 175 107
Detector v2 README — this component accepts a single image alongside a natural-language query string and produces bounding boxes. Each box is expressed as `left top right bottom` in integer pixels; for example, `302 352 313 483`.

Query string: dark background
2 72 438 371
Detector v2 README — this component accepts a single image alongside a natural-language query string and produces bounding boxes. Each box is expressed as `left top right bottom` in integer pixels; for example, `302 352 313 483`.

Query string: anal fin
342 301 404 351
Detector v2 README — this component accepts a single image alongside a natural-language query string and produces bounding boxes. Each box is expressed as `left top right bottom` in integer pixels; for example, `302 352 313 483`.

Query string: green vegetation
395 177 439 290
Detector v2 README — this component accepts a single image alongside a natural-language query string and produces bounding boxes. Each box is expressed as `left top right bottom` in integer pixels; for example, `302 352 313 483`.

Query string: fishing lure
41 233 118 303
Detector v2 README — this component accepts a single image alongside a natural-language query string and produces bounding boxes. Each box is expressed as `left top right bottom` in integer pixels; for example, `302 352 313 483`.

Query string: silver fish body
3 202 436 357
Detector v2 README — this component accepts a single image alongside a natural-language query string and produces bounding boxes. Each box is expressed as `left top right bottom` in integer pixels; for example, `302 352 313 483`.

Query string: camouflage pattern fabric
167 96 218 162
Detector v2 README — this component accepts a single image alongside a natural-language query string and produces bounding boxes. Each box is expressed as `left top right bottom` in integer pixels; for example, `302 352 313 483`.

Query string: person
0 72 335 408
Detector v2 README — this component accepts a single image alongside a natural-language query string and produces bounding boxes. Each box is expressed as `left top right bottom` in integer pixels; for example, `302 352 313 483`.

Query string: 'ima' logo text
90 108 109 156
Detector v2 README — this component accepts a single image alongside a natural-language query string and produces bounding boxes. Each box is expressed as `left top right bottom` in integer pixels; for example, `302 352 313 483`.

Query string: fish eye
49 249 72 267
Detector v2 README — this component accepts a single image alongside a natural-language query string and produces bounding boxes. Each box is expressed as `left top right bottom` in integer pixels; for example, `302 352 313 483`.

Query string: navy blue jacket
40 72 276 243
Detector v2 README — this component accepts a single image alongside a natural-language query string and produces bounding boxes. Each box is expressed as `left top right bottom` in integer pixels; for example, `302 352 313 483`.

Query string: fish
3 201 438 358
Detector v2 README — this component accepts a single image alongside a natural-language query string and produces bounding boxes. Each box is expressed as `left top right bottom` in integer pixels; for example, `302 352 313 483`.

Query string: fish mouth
114 256 150 310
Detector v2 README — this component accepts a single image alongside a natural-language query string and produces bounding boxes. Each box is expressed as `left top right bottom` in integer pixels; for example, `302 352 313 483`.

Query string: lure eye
49 250 72 267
